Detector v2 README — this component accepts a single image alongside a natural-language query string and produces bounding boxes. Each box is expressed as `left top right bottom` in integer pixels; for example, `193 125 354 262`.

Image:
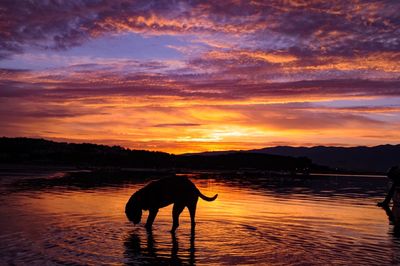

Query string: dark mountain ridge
252 145 400 173
185 144 400 173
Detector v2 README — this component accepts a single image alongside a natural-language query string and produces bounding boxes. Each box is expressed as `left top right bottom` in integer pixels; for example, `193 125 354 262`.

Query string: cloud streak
1 64 399 101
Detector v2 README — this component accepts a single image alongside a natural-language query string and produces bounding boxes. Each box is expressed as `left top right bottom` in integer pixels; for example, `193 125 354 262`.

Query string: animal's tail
198 190 218 202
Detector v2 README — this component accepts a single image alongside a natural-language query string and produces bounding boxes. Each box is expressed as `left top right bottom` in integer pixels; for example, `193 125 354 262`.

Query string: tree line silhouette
0 137 312 171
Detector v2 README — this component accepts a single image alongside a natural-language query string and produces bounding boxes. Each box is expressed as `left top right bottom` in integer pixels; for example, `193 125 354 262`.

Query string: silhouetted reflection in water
381 205 400 239
124 230 195 265
2 171 400 265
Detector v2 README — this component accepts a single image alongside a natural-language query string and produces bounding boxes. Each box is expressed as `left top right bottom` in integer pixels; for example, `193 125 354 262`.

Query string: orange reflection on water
7 175 396 265
20 177 386 236
192 178 385 235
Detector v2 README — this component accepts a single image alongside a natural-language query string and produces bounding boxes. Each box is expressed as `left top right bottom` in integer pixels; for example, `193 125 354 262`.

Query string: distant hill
0 137 172 168
0 137 311 171
251 145 400 173
184 144 400 173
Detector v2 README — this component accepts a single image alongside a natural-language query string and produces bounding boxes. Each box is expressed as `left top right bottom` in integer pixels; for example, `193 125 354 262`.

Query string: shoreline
0 163 386 179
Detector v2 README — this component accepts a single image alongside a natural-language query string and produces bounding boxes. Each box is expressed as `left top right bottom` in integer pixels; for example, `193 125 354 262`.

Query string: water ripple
0 173 398 265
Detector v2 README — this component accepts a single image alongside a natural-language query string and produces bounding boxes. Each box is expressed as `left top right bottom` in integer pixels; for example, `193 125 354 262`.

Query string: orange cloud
288 53 400 73
204 50 298 64
2 82 399 154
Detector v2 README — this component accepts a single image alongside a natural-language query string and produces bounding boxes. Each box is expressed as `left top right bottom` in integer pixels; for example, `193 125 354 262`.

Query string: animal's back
161 176 198 198
141 176 198 209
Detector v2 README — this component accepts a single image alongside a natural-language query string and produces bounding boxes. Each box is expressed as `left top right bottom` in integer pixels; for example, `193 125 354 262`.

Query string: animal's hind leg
145 209 159 230
188 198 198 233
171 204 185 233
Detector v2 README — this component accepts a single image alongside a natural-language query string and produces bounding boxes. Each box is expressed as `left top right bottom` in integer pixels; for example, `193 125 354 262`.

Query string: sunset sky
0 0 399 154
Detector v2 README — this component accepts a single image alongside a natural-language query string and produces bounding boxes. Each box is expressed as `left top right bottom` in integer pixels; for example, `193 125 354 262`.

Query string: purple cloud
0 0 399 59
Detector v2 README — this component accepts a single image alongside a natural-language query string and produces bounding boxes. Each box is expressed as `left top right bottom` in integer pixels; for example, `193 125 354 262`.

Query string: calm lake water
0 169 399 265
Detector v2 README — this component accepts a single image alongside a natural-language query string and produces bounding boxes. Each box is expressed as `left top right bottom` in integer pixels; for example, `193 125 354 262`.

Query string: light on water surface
0 173 399 265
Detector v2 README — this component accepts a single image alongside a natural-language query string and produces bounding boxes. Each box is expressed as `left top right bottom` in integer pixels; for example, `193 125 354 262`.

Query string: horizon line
2 136 399 156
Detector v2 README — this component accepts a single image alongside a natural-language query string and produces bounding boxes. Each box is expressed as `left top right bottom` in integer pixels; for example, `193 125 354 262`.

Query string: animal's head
125 192 143 224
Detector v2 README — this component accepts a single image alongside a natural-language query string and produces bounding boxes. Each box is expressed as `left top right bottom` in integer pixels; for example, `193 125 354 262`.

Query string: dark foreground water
0 169 399 265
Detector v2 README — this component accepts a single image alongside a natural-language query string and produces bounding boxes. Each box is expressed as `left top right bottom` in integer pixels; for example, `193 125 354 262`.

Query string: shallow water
0 170 399 265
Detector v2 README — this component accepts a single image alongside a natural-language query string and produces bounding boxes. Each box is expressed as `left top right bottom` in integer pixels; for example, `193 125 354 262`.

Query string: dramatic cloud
1 1 399 56
0 0 399 153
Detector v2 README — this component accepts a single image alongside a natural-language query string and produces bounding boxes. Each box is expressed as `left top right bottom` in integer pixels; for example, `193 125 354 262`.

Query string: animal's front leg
145 209 159 230
171 204 185 233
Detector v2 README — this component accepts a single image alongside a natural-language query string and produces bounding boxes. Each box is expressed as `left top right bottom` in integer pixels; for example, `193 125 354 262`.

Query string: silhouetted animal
125 176 218 233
